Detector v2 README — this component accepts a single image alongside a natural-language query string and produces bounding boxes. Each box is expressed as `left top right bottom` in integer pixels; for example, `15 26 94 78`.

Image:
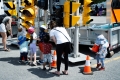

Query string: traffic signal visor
84 0 94 7
24 0 34 6
21 7 35 17
64 1 80 13
4 2 15 9
20 22 30 29
64 15 80 28
5 9 17 16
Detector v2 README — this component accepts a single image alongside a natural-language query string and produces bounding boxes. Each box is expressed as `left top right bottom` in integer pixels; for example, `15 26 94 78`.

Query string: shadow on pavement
7 45 19 50
0 57 24 66
68 61 85 67
27 67 56 78
79 45 96 58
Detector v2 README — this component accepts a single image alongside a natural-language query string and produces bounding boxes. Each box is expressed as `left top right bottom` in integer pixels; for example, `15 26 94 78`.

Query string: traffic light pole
17 0 22 27
73 26 80 58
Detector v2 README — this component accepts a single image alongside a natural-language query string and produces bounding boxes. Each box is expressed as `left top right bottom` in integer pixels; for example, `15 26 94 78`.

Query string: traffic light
64 1 80 28
4 1 17 16
51 5 63 26
82 0 94 26
37 0 48 10
19 0 36 39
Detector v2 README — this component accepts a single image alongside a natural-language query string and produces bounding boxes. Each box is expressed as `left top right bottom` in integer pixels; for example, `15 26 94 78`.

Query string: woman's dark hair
49 20 63 29
43 33 50 43
49 20 56 29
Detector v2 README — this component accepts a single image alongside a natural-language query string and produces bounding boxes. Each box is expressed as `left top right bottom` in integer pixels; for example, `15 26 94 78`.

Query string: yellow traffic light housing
82 0 94 26
64 1 80 28
19 0 36 26
24 0 35 6
20 22 30 29
19 0 36 39
4 1 17 16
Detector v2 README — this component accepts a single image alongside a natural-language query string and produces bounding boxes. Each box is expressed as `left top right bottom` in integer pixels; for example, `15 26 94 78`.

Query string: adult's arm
50 36 57 44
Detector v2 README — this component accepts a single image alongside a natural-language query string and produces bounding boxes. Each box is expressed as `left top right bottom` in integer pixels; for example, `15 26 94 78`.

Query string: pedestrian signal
63 1 80 28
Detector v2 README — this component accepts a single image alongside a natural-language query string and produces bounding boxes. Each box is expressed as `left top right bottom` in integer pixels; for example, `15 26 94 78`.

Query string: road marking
91 56 120 67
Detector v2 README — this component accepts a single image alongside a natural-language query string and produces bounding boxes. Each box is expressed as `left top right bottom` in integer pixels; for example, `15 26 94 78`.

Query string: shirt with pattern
39 28 47 42
43 43 52 54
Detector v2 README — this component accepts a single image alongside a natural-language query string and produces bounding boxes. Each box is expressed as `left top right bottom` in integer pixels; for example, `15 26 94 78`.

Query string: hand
37 38 40 41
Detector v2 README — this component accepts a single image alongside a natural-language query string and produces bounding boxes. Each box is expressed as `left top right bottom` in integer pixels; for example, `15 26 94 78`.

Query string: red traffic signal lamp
82 0 94 26
64 1 80 28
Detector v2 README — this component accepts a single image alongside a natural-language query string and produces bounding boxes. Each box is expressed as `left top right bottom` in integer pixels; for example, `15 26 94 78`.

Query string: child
42 33 52 70
18 27 29 64
29 31 39 66
38 25 48 64
95 34 109 71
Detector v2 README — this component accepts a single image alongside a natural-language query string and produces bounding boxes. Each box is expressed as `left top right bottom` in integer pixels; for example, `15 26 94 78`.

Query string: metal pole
38 8 40 27
17 0 22 28
49 0 53 15
73 26 79 58
73 0 80 58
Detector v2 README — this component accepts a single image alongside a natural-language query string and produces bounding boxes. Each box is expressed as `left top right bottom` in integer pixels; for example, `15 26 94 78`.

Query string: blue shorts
43 53 52 63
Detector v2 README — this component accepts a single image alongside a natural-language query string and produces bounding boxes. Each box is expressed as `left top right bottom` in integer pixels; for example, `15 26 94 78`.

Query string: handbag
53 29 73 53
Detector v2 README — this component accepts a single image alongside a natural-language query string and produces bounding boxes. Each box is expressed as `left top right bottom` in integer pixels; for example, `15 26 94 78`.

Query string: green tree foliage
92 0 106 4
79 0 107 5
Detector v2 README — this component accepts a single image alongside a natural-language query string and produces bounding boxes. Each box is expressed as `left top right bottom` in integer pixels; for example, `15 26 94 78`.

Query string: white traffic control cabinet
68 23 120 57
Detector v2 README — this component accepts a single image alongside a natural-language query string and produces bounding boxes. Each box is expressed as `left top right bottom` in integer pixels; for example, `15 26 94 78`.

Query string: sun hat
40 25 47 29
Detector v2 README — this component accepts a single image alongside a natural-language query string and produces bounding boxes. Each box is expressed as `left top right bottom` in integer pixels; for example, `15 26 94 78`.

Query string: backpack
0 14 7 24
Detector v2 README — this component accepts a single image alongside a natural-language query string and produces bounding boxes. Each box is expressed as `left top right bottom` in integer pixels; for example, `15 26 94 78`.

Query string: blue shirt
19 41 28 53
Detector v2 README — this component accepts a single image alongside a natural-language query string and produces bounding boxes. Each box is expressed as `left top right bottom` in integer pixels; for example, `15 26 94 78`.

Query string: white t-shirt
31 32 37 44
0 23 6 32
50 27 71 44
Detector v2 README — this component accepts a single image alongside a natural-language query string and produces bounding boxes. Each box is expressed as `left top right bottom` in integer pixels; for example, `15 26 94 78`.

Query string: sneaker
49 67 52 70
43 67 46 70
38 60 44 65
24 61 29 65
18 60 22 64
99 67 105 71
96 64 101 68
32 62 37 66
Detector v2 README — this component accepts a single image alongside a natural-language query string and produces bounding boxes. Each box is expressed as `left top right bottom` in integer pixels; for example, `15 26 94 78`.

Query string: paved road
0 37 120 80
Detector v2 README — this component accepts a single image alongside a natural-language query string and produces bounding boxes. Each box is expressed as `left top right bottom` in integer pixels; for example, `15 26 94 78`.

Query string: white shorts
0 23 6 32
43 53 52 63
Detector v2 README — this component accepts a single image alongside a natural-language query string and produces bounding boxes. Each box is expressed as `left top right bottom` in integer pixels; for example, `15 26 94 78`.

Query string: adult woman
0 16 12 51
49 20 71 76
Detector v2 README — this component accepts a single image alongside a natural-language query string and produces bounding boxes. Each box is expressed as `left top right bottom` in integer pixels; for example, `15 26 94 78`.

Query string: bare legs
30 53 37 65
0 32 7 49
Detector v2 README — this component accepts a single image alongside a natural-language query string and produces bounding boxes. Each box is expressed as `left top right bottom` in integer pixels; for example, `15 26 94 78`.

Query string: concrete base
68 52 94 63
